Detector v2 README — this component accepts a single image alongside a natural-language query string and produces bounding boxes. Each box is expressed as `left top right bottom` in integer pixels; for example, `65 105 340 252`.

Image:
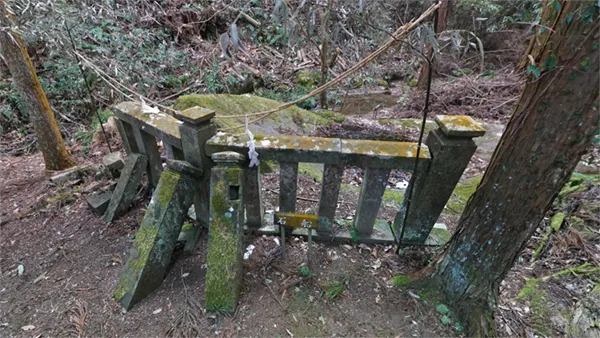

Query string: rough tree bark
416 0 451 89
0 2 76 171
421 1 599 335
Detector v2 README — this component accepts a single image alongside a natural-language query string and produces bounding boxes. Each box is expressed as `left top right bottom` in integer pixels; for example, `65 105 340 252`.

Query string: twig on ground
264 279 287 312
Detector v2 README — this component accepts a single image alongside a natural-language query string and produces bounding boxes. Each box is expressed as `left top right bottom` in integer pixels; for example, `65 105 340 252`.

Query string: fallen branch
531 212 565 262
239 11 260 27
264 279 287 312
279 276 311 292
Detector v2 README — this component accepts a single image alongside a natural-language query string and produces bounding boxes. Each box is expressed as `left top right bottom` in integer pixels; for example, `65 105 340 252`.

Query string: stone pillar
103 153 148 223
205 151 246 313
114 118 139 155
113 160 201 310
395 115 485 245
245 165 264 228
175 106 217 227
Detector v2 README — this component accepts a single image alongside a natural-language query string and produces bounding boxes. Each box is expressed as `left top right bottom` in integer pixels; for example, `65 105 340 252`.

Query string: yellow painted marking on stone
341 139 431 159
274 212 319 229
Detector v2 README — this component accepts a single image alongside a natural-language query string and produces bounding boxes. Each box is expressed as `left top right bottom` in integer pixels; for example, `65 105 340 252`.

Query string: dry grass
67 299 87 338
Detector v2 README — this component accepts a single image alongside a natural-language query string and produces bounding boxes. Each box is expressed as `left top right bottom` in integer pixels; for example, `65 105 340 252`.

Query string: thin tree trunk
319 0 332 109
416 0 450 89
424 1 599 335
0 3 76 171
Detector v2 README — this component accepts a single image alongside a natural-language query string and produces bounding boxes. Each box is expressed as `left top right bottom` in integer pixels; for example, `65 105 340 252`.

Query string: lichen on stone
173 94 329 133
206 167 244 313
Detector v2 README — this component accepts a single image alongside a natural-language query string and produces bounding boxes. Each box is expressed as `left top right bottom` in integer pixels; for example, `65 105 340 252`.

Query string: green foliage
322 273 348 300
436 303 450 315
451 68 474 77
92 109 113 129
298 266 310 276
349 226 360 245
391 275 411 287
0 82 26 134
203 62 228 93
457 0 539 32
478 70 496 79
7 0 202 134
256 86 317 110
526 64 541 79
440 315 452 326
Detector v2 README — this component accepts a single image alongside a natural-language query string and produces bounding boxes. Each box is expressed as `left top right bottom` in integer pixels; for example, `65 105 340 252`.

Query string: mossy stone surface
435 115 486 138
205 163 245 313
445 175 482 215
174 94 329 135
296 72 315 87
114 167 197 310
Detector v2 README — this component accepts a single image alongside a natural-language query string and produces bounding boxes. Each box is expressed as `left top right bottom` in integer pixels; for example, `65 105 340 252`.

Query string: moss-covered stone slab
206 134 342 164
207 133 434 168
113 102 183 149
103 153 148 223
114 162 199 310
205 152 246 313
173 94 330 135
435 115 486 138
341 139 431 170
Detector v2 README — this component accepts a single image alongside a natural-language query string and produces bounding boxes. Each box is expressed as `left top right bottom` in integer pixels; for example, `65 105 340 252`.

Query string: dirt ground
0 151 451 337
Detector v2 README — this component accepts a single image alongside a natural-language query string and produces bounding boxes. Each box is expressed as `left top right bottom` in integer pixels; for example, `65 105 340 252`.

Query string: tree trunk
319 0 332 109
0 3 76 171
424 1 599 335
416 0 451 89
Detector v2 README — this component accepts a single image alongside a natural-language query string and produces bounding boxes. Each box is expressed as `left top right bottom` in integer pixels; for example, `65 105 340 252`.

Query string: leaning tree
418 0 599 335
0 2 76 171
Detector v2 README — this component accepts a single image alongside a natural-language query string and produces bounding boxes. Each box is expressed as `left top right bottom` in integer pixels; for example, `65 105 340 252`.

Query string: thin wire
396 9 438 252
65 21 113 153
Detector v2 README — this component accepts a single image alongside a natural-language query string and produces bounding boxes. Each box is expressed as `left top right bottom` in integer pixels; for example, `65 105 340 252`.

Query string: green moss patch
174 94 329 134
298 163 324 181
392 274 411 287
445 175 482 215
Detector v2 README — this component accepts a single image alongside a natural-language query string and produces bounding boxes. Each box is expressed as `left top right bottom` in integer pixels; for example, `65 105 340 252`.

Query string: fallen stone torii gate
107 101 486 312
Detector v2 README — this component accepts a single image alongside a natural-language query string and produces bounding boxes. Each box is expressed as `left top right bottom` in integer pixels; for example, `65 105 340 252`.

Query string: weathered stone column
245 165 264 228
103 153 148 223
395 115 485 245
205 151 246 313
113 160 201 310
175 106 217 227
